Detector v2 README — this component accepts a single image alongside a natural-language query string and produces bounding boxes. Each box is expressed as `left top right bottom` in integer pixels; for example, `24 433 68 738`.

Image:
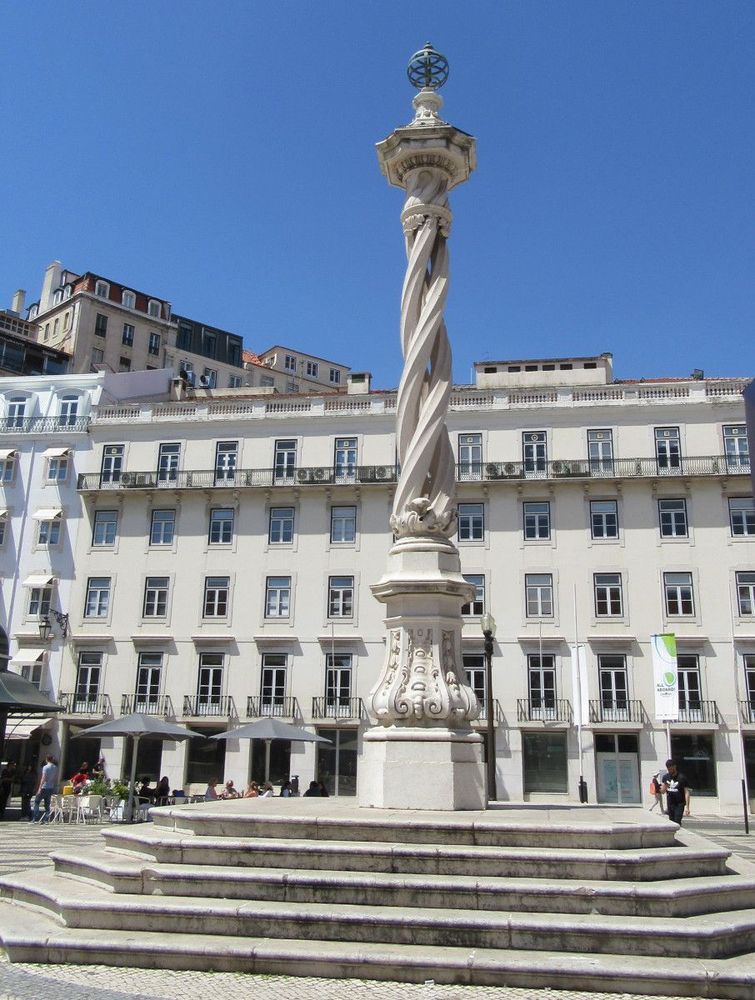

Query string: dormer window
147 299 161 318
52 290 63 306
28 305 38 320
122 290 136 309
95 280 109 299
63 285 72 300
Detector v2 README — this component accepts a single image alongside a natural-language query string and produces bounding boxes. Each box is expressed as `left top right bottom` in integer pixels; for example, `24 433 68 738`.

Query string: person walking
19 764 37 819
31 755 57 823
0 762 16 819
661 758 691 825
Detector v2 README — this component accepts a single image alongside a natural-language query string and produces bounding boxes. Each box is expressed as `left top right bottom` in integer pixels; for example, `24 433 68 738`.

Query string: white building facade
19 358 755 814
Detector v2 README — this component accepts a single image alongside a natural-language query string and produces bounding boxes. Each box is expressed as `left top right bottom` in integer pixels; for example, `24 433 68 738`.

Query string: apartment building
0 291 68 378
257 345 351 394
5 356 753 813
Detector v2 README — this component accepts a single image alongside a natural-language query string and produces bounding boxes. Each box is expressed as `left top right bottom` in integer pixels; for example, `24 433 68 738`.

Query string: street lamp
38 609 69 640
480 612 497 802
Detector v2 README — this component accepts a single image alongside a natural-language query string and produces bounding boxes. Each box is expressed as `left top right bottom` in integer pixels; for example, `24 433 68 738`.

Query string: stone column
359 45 485 811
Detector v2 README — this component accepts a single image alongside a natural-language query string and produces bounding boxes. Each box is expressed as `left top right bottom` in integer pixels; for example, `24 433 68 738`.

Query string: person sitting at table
204 778 219 801
280 780 293 797
154 776 171 806
137 777 154 804
221 779 239 799
243 781 259 798
70 763 90 793
259 782 274 798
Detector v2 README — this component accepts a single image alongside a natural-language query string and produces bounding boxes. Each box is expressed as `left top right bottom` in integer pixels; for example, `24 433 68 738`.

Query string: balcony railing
246 696 300 719
477 456 749 482
471 698 504 724
121 694 174 717
60 692 111 716
517 698 572 723
740 701 755 725
0 416 88 435
182 695 235 718
77 464 399 492
311 697 364 721
676 701 718 724
589 699 645 724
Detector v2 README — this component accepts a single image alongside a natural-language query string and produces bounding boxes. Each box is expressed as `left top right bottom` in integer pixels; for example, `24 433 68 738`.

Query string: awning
0 449 16 461
41 447 70 458
5 718 51 741
9 649 46 668
22 574 56 587
0 672 63 713
31 508 63 520
0 509 7 519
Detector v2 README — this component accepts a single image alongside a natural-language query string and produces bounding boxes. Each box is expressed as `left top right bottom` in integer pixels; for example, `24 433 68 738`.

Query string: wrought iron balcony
0 416 89 434
517 698 572 723
77 464 399 492
311 697 364 721
740 700 755 725
477 456 749 483
182 695 235 718
60 692 111 716
676 700 719 724
121 694 174 717
471 698 504 724
246 696 300 719
589 699 645 724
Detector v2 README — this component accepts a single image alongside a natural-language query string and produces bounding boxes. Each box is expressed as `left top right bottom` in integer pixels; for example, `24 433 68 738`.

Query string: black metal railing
121 694 174 716
676 700 718 724
182 695 235 717
477 456 749 482
517 698 572 723
246 696 300 719
740 700 755 724
77 464 399 491
311 697 364 721
0 416 88 434
588 699 645 724
471 698 504 724
60 692 111 716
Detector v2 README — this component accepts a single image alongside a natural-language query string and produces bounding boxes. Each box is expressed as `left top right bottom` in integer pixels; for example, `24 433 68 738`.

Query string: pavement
0 804 752 1000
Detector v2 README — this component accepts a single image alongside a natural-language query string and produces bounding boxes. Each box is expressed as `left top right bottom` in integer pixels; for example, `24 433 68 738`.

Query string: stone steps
51 846 755 918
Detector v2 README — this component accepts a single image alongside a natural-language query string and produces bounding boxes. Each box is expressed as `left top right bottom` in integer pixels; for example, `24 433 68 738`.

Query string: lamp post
38 610 69 641
481 612 497 801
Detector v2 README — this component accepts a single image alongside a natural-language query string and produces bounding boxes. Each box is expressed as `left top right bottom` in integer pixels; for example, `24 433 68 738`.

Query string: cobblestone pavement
0 810 752 999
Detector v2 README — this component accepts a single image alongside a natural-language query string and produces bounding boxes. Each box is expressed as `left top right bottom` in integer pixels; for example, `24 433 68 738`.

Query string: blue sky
1 2 753 388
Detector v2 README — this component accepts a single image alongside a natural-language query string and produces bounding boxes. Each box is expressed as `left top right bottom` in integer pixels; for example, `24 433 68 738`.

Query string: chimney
11 290 25 315
39 260 63 314
347 372 372 394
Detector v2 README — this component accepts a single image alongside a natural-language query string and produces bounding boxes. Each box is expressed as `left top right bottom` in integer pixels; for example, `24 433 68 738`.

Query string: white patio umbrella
74 712 204 821
211 718 331 784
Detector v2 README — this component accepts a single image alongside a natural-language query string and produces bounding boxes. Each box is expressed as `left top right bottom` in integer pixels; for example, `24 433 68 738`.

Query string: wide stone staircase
1 800 755 997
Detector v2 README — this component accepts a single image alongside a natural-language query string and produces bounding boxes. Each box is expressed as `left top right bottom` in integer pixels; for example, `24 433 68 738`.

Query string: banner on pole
569 643 589 727
652 633 678 721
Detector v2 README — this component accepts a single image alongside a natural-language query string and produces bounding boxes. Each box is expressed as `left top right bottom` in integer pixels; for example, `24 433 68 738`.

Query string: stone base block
358 727 485 810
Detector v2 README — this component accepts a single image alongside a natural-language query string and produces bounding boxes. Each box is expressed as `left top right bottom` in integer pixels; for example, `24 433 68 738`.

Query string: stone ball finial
407 42 449 91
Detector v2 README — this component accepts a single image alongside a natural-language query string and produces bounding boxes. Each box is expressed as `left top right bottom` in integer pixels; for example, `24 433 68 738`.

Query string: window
135 653 162 711
143 577 169 618
463 654 486 713
286 380 299 393
91 348 104 366
274 440 296 482
269 507 294 544
526 573 553 618
202 330 217 359
260 375 275 387
664 572 695 616
328 576 354 618
305 361 319 377
325 653 352 715
528 653 557 717
177 324 192 350
0 452 15 482
736 572 755 616
329 368 341 384
58 395 78 427
197 653 223 712
37 518 61 547
658 498 688 538
590 500 618 539
330 505 356 543
655 427 681 472
214 441 237 484
204 576 230 618
598 654 629 719
29 586 52 617
745 655 755 715
75 652 102 712
524 501 550 540
523 732 568 793
148 300 161 318
100 445 124 484
228 375 242 388
95 280 109 298
677 655 702 718
669 733 716 796
0 516 5 546
523 431 547 476
119 357 131 372
7 397 26 429
228 342 241 367
122 290 135 309
94 313 108 337
265 576 291 618
85 577 111 618
458 503 484 541
724 425 749 470
157 443 180 483
284 354 297 372
201 368 217 388
150 509 175 545
461 575 485 616
729 498 755 537
148 332 161 356
589 432 614 474
594 573 623 617
261 654 287 713
92 510 118 546
47 454 69 482
208 508 234 544
334 437 357 481
121 323 134 346
458 433 482 480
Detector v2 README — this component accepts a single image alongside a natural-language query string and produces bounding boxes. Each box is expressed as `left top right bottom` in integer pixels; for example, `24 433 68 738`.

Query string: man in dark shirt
661 758 691 825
